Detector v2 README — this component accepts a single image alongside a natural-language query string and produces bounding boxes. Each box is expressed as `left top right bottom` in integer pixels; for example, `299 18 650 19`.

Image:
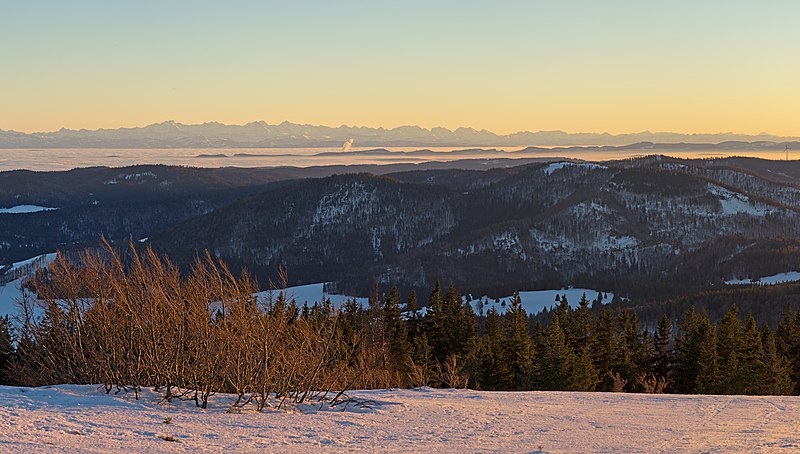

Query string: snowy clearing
255 283 369 309
707 184 772 216
725 271 800 286
0 279 611 319
542 161 607 176
0 385 797 453
469 288 613 316
0 205 57 214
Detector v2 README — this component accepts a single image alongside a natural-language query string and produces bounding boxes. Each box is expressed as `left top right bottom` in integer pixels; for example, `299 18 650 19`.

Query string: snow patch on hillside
725 271 800 286
255 283 368 309
542 161 607 176
708 184 773 216
0 205 57 214
468 288 613 316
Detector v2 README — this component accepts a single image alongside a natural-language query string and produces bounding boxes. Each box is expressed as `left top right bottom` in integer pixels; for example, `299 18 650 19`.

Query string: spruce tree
535 315 574 390
653 314 673 386
503 291 534 389
775 306 800 394
383 287 411 370
716 305 743 394
477 307 511 389
737 314 766 395
570 345 598 391
574 292 593 351
760 325 795 395
673 306 700 393
424 281 446 361
693 312 720 394
0 316 14 385
592 307 617 391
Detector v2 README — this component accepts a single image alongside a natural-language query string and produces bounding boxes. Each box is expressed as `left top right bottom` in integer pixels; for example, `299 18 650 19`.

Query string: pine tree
673 306 700 393
570 344 598 391
477 307 511 390
652 314 673 386
737 315 766 395
693 313 719 394
503 291 533 389
614 310 641 391
574 292 593 351
592 308 617 391
424 281 446 361
405 289 421 342
760 325 795 395
0 316 14 385
716 305 743 394
383 286 411 370
535 315 574 390
775 305 800 394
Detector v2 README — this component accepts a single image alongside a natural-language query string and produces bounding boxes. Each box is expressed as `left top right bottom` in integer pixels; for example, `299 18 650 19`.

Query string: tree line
1 243 799 411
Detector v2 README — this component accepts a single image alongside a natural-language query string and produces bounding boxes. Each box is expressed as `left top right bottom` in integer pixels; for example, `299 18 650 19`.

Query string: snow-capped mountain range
3 120 800 148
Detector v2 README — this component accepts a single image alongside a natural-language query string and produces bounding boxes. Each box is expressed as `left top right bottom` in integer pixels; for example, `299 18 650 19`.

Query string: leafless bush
637 373 668 394
14 239 396 410
611 372 627 393
437 354 469 389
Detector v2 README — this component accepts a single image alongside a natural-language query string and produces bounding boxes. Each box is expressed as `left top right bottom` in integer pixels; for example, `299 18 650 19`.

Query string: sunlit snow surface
0 205 57 214
0 385 797 452
0 253 57 317
725 272 800 286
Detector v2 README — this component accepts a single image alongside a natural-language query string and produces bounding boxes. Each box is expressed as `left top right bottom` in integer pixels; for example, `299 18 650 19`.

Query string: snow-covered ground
708 184 773 216
469 288 613 316
0 385 797 453
0 278 611 319
255 283 370 310
0 279 26 319
0 253 57 318
0 205 57 214
725 271 800 286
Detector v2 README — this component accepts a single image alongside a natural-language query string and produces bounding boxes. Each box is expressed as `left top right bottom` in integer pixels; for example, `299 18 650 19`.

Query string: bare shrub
637 373 668 394
15 239 388 410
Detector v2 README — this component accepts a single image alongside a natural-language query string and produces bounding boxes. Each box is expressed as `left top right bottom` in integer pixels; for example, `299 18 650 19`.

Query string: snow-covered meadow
0 385 797 452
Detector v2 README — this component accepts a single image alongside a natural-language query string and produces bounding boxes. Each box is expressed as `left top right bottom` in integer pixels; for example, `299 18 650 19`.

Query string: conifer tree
652 314 673 386
716 305 743 394
424 281 446 361
760 325 795 395
693 312 719 394
614 310 641 391
383 287 411 370
570 344 598 391
503 291 533 389
405 289 421 342
737 314 766 395
673 306 700 393
592 307 617 391
775 306 800 394
574 292 593 351
477 307 511 389
0 316 14 385
535 315 574 390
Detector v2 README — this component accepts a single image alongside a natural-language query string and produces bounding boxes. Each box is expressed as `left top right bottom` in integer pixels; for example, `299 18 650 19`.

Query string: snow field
0 385 797 453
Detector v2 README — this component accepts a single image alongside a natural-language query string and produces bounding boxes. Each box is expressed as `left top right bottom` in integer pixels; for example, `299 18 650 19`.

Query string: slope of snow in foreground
0 385 797 453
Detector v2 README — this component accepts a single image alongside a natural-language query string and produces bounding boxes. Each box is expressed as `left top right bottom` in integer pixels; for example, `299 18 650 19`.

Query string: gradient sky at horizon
2 1 799 135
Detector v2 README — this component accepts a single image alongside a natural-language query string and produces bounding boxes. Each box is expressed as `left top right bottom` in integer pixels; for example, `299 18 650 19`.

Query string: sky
1 1 799 135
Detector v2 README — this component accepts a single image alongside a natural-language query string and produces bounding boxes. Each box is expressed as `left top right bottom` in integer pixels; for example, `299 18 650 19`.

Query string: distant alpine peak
2 121 800 148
